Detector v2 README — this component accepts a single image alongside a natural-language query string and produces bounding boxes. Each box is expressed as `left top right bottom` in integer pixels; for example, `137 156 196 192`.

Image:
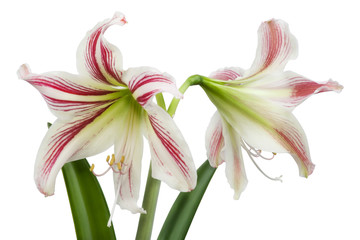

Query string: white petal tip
233 192 241 200
328 79 344 93
17 64 31 79
112 12 127 25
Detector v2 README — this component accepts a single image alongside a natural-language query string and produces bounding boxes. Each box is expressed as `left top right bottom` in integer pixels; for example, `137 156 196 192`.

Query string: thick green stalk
62 160 116 240
167 75 203 117
135 164 161 240
157 160 216 240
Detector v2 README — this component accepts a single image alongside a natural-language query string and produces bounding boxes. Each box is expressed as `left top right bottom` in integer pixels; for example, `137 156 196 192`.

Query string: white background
1 0 359 239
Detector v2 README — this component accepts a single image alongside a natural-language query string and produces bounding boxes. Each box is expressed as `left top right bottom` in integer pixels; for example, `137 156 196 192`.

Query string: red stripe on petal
27 74 115 96
210 69 242 81
136 89 158 106
275 128 315 176
86 28 108 83
148 115 189 177
209 126 224 166
42 108 108 178
100 41 124 84
128 74 173 93
43 95 115 113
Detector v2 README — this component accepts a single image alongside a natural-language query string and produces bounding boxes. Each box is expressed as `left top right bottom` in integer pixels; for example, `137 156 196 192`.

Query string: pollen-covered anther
116 162 122 170
109 154 115 166
90 164 95 172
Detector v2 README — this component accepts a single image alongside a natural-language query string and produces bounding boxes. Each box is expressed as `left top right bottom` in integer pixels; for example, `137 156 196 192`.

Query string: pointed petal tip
326 79 344 93
113 12 127 25
300 162 315 178
17 64 31 79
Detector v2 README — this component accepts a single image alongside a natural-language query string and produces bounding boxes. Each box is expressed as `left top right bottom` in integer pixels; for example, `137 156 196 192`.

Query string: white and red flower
18 12 196 213
202 19 343 199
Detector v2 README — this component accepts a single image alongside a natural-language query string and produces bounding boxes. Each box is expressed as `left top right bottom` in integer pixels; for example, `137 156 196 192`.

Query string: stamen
117 162 122 170
90 164 95 172
107 176 122 227
109 154 115 166
240 140 282 182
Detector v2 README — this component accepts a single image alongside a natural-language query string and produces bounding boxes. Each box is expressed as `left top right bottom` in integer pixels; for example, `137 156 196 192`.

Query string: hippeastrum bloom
201 19 343 199
17 12 196 213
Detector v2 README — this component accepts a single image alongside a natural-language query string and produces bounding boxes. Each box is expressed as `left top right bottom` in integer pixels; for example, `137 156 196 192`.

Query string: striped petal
246 71 343 109
113 98 145 213
34 100 125 196
222 90 314 177
122 67 182 107
209 67 244 81
243 71 343 110
77 12 127 86
145 103 196 191
205 111 225 167
17 64 124 120
244 19 298 79
222 120 248 199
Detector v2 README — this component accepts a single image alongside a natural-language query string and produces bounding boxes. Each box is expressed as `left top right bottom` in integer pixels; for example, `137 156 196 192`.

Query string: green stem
158 160 216 240
155 93 166 110
167 75 203 117
135 164 161 240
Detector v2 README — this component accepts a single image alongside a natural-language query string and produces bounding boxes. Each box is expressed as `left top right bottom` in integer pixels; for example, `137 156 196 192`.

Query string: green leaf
157 160 216 240
62 160 116 240
47 123 116 239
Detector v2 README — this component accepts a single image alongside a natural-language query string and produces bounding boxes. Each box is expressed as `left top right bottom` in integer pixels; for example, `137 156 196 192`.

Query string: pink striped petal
123 67 182 107
244 19 298 78
18 64 122 120
113 101 145 213
209 67 244 81
34 101 124 196
205 111 225 167
244 71 343 110
77 12 127 86
219 94 315 177
145 103 196 191
222 121 248 199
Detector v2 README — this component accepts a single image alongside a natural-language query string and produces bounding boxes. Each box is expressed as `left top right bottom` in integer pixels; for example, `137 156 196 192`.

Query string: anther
106 155 110 163
120 155 125 163
117 162 122 170
90 164 95 172
109 154 115 166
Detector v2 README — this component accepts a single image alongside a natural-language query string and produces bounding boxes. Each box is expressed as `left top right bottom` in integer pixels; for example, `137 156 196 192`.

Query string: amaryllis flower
201 19 343 199
17 12 196 214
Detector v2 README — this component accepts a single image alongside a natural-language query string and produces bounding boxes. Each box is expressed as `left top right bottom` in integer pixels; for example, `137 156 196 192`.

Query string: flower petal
222 120 248 199
77 12 127 86
122 67 182 107
209 67 244 81
205 111 225 167
203 82 314 177
18 64 124 120
244 19 298 78
34 100 125 196
243 71 343 110
144 103 196 191
113 99 145 213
